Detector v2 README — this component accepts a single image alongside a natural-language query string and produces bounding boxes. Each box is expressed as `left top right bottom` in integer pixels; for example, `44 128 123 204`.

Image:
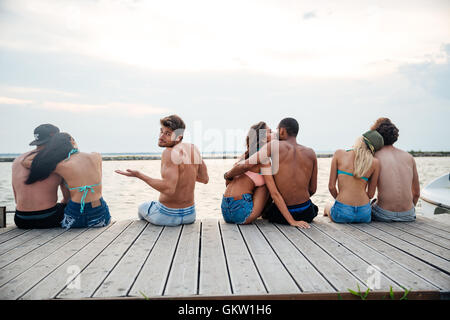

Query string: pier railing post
0 206 6 228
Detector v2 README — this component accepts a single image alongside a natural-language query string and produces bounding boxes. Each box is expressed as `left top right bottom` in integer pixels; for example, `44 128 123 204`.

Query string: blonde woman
324 130 384 223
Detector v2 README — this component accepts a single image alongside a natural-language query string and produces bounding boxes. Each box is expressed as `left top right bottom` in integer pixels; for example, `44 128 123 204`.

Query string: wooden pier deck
0 216 449 300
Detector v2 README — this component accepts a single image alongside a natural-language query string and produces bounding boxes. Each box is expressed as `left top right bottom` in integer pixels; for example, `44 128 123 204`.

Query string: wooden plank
57 220 147 299
129 225 182 297
219 221 266 295
0 223 115 299
384 222 450 248
0 229 86 287
239 223 300 294
336 223 450 290
353 223 450 273
0 228 29 244
19 220 131 300
0 225 17 235
256 220 334 292
370 222 450 259
405 221 450 241
93 222 163 298
0 229 47 255
277 224 368 292
0 228 66 269
416 216 450 233
198 219 232 296
313 220 439 291
299 221 401 291
164 221 201 296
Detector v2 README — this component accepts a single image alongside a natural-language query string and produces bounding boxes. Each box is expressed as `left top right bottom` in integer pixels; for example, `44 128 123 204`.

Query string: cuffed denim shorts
330 200 371 223
138 201 196 227
221 193 254 224
371 203 416 222
61 198 111 229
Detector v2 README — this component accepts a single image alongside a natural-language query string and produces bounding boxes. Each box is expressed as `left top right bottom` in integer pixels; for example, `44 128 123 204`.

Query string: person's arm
197 159 209 184
12 184 17 204
60 180 71 204
328 152 339 199
21 151 37 169
225 142 273 179
261 165 310 228
309 153 318 196
367 158 380 199
115 149 179 195
411 157 420 206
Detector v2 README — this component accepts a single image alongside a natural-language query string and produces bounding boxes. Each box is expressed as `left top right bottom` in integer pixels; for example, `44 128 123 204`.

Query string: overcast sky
1 0 449 154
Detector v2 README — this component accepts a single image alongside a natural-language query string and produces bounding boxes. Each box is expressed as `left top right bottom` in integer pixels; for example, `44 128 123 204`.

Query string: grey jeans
371 203 416 222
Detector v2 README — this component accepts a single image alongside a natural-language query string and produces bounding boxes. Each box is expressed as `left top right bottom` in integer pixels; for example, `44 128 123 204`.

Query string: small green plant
399 286 411 300
382 286 412 300
347 283 371 300
140 291 150 300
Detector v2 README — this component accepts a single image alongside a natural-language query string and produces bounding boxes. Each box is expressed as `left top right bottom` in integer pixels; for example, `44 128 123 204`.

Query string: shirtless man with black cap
12 124 70 228
224 117 318 228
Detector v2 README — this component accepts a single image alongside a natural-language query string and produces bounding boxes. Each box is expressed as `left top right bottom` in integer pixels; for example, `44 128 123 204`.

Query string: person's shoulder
14 151 33 162
87 152 102 162
303 146 317 159
333 149 345 157
372 157 380 168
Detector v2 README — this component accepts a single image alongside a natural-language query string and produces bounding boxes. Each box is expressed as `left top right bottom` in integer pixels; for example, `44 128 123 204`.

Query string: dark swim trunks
14 203 66 229
263 199 318 224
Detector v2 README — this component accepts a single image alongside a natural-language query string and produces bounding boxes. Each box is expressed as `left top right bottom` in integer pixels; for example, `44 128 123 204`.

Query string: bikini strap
68 183 102 213
66 148 79 161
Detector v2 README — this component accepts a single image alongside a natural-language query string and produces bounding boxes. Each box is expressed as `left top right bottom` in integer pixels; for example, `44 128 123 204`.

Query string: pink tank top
244 171 265 187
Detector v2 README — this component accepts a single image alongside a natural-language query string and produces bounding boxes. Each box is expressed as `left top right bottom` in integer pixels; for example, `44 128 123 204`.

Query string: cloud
303 11 317 20
40 101 171 116
0 96 33 105
1 0 449 78
1 86 80 98
399 43 450 100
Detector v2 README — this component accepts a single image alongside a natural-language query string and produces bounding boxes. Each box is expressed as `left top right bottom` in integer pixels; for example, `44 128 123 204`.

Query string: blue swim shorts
221 193 254 224
330 200 371 223
138 201 196 226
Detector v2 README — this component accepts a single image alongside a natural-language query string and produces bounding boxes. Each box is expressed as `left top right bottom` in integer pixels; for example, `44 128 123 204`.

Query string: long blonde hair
353 136 373 179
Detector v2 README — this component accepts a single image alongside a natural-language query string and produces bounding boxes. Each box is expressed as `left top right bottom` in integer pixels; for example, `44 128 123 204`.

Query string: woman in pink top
221 121 293 224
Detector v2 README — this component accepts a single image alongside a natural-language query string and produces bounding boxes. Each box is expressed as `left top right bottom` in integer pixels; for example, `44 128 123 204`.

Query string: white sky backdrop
0 0 449 153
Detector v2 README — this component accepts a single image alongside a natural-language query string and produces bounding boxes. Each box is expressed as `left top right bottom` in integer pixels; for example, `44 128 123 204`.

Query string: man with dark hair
12 124 71 228
116 115 209 226
224 117 318 228
370 118 420 221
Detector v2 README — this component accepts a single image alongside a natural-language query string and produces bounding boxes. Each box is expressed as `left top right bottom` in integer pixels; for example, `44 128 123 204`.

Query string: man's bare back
159 143 207 208
375 145 420 212
12 151 63 211
273 141 317 206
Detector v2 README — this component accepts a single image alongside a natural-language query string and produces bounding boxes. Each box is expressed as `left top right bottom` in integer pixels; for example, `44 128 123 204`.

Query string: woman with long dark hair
27 132 111 228
221 121 305 226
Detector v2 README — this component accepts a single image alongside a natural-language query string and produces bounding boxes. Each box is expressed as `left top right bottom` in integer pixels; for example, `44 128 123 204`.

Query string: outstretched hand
290 220 311 229
115 169 141 178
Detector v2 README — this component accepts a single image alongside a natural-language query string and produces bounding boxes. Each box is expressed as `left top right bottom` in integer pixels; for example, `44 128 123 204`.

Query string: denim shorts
371 203 416 222
221 193 254 224
61 198 111 229
330 200 371 223
138 201 196 227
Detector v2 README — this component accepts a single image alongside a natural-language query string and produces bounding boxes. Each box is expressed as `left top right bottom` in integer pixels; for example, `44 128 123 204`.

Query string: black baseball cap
29 124 60 146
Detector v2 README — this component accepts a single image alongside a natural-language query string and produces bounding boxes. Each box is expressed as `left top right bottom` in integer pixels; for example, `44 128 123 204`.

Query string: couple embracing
222 117 318 228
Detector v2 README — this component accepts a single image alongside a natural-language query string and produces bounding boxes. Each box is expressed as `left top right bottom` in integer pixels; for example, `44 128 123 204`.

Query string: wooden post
0 206 6 228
